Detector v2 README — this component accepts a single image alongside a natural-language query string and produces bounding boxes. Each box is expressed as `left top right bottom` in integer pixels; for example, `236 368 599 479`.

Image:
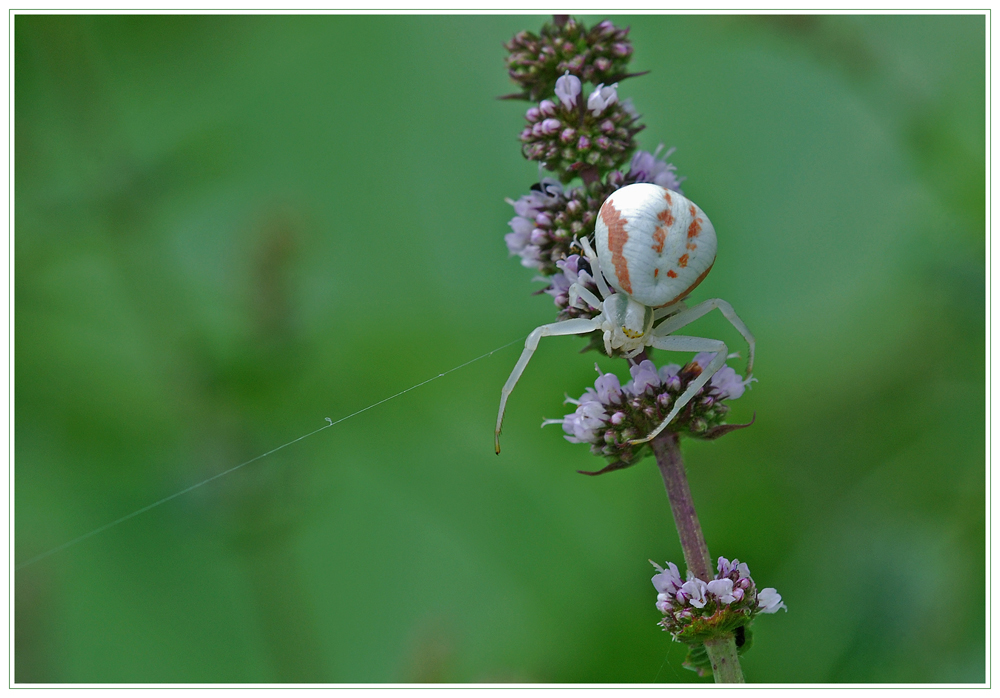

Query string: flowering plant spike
496 17 780 682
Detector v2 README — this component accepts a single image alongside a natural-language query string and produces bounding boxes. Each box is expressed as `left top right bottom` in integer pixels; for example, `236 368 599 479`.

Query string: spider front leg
627 335 729 445
496 317 603 454
652 298 755 374
577 236 612 299
568 284 604 314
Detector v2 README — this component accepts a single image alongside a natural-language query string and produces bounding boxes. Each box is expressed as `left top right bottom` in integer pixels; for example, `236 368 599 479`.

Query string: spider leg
496 317 603 454
627 335 728 445
653 300 686 321
569 284 603 313
651 298 755 374
578 236 612 300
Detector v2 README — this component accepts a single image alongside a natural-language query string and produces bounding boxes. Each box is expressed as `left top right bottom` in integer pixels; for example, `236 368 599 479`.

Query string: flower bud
540 118 562 135
612 42 632 57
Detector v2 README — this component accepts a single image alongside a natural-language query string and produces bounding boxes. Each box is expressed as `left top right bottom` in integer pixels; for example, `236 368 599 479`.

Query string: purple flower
651 560 683 596
758 588 787 614
554 71 582 107
717 557 753 585
680 579 708 609
706 578 737 605
693 352 756 400
710 366 749 400
628 145 685 193
627 359 660 395
594 369 623 404
587 82 618 115
509 180 562 218
504 181 564 269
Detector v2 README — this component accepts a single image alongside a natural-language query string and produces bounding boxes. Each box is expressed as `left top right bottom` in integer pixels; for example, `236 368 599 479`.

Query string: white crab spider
495 182 755 454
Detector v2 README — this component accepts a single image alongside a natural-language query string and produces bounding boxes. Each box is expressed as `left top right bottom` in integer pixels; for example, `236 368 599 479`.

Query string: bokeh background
15 14 985 683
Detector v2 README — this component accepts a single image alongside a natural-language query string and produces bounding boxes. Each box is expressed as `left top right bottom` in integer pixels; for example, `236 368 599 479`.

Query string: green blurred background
15 14 985 683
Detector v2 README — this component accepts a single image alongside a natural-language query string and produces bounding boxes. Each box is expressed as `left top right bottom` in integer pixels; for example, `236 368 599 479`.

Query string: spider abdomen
595 183 717 308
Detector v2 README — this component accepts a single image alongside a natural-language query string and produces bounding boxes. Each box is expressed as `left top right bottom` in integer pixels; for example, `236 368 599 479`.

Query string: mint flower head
650 556 785 675
544 357 755 475
520 85 643 183
503 17 636 102
504 178 615 275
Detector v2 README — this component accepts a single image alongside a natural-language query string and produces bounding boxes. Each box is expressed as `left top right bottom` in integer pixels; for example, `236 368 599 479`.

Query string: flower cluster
651 556 784 673
544 356 754 474
520 77 643 182
503 178 609 275
504 17 635 102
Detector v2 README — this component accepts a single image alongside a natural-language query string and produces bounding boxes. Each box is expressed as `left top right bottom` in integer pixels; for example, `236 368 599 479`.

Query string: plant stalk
651 431 745 683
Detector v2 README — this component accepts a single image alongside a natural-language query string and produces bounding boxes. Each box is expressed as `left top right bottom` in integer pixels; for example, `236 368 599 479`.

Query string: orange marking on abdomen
687 207 702 239
652 227 666 253
666 269 677 278
654 268 659 278
601 201 632 294
657 207 674 227
678 253 689 268
686 242 697 251
661 261 714 306
664 191 672 206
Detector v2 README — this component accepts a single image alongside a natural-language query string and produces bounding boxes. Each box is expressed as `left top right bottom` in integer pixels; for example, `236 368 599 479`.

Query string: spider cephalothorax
495 182 754 454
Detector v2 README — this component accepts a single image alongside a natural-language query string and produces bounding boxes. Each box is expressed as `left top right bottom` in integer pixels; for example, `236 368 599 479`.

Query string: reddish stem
651 432 713 580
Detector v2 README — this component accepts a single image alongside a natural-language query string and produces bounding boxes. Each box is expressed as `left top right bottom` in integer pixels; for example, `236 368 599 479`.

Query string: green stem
703 635 745 683
651 432 745 684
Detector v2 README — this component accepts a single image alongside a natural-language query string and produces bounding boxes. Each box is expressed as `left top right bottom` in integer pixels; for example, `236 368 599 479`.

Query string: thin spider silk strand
15 337 526 571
